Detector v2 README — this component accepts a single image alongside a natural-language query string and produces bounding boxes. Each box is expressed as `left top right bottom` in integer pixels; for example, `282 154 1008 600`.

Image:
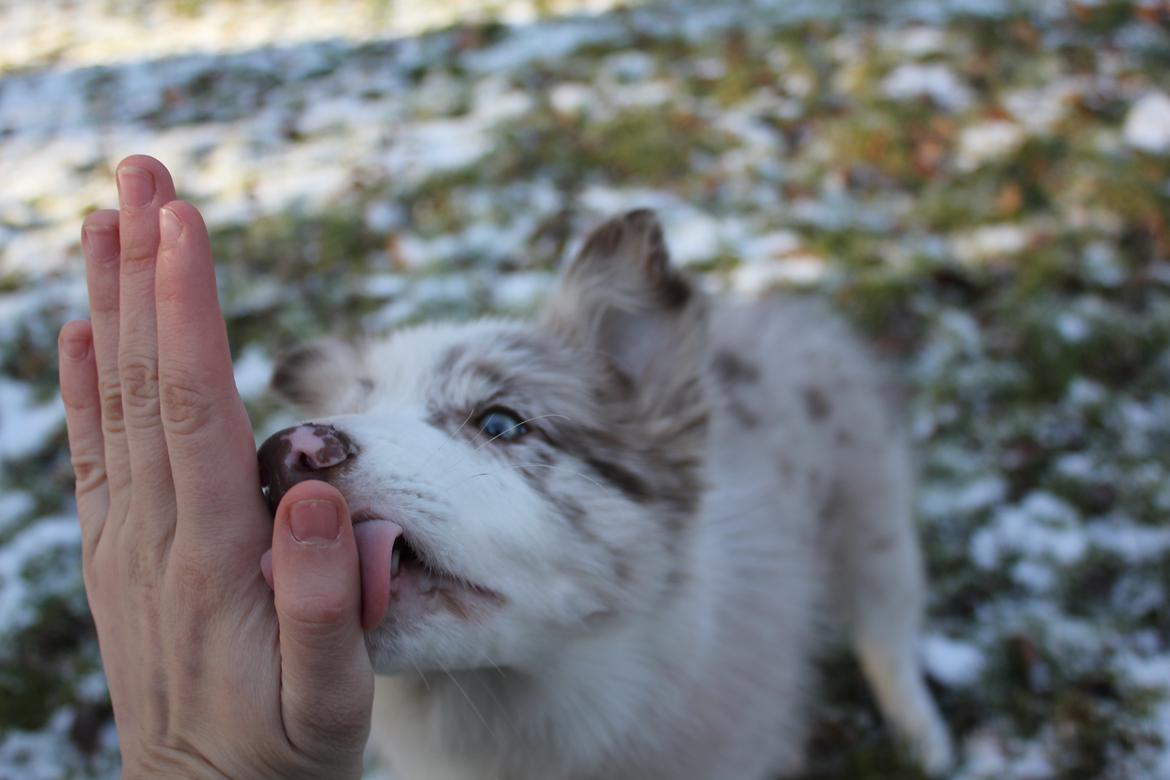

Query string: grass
1 0 1169 777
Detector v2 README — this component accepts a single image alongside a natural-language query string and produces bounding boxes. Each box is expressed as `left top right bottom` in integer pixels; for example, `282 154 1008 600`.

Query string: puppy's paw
910 714 954 776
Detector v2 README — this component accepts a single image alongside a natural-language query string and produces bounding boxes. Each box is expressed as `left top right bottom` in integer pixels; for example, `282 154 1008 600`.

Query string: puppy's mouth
351 511 497 631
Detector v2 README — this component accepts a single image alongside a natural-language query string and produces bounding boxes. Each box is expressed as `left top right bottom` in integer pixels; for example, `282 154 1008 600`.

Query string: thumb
271 480 373 759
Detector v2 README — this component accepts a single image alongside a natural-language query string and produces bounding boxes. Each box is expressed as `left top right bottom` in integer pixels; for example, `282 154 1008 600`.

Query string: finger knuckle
63 390 97 413
98 378 126 432
70 454 108 495
280 592 350 631
160 371 216 437
120 243 157 268
119 356 160 415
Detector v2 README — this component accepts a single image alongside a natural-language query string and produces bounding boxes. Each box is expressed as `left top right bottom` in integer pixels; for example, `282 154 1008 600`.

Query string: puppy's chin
365 628 442 676
365 640 414 676
363 614 503 676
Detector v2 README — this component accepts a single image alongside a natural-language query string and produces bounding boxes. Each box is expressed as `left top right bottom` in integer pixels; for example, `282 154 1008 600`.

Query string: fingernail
82 224 118 262
290 500 340 544
61 333 89 360
160 207 182 244
116 165 154 208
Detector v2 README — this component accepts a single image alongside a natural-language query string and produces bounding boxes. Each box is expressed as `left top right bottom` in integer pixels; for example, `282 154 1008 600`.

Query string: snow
1123 92 1170 155
970 492 1087 573
0 516 81 637
1003 80 1077 133
740 231 804 264
1056 312 1089 343
919 475 1006 519
1 0 1169 776
0 709 118 780
922 634 985 687
1087 520 1170 563
0 0 638 72
731 254 826 293
365 202 406 233
492 272 555 310
882 25 949 57
1082 241 1126 287
0 492 35 537
957 120 1026 171
881 63 974 112
0 380 65 461
465 17 621 73
550 82 598 114
666 214 722 266
952 223 1033 263
234 346 275 400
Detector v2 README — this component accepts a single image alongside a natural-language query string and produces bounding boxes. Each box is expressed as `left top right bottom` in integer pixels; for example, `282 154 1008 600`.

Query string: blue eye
477 408 529 442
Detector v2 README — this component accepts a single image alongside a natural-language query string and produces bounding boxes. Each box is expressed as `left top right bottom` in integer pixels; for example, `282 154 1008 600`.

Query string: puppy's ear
543 209 708 437
270 338 366 415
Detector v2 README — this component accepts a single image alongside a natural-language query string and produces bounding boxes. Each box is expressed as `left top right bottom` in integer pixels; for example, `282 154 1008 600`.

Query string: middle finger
115 155 179 525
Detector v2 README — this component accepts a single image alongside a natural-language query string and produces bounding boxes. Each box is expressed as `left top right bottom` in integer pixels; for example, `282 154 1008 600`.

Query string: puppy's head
262 210 710 674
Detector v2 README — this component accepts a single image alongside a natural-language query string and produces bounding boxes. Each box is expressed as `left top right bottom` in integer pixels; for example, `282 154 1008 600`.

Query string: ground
1 1 1169 778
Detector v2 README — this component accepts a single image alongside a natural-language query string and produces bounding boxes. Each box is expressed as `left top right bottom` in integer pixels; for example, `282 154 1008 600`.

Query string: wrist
124 746 364 780
123 747 231 780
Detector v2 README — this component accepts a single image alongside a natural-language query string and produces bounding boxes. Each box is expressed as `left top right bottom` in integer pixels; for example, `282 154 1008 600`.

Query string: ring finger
82 209 131 499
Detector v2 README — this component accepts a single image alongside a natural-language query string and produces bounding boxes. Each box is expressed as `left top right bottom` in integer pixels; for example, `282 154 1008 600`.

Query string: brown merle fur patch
425 333 704 508
802 386 831 420
712 349 761 386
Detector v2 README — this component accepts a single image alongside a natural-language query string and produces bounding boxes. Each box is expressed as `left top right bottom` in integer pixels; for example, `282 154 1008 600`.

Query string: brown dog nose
257 423 357 514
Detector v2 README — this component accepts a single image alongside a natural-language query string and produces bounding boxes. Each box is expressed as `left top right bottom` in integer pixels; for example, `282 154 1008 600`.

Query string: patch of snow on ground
0 709 118 780
740 231 803 264
0 380 65 461
1056 312 1089 343
881 63 974 112
0 0 639 71
492 272 555 310
952 223 1033 263
957 120 1026 171
234 345 275 401
919 475 1006 519
970 492 1087 578
731 254 826 293
0 492 35 537
0 516 81 637
1003 80 1078 133
922 634 985 687
882 25 949 57
1123 91 1170 155
1087 520 1170 563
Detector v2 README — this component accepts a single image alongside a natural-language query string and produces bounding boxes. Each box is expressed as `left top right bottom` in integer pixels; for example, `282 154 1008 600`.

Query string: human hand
58 155 373 779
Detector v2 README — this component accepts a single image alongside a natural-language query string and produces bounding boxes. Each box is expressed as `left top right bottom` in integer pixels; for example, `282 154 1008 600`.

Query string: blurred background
1 0 1169 777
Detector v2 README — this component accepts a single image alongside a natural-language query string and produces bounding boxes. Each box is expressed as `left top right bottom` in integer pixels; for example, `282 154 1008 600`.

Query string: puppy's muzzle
257 423 357 513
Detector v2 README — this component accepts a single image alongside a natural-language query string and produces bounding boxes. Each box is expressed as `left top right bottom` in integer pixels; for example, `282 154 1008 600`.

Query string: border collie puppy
259 210 952 779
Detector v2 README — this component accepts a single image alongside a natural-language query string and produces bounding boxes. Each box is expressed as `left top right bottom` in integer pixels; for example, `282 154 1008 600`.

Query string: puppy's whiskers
408 658 431 692
456 463 607 492
418 407 477 470
441 664 496 741
436 412 577 478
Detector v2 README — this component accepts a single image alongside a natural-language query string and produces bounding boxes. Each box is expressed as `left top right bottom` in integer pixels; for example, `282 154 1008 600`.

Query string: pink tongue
353 520 402 632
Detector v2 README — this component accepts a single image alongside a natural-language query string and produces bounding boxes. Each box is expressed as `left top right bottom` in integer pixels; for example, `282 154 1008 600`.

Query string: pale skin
57 155 373 778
